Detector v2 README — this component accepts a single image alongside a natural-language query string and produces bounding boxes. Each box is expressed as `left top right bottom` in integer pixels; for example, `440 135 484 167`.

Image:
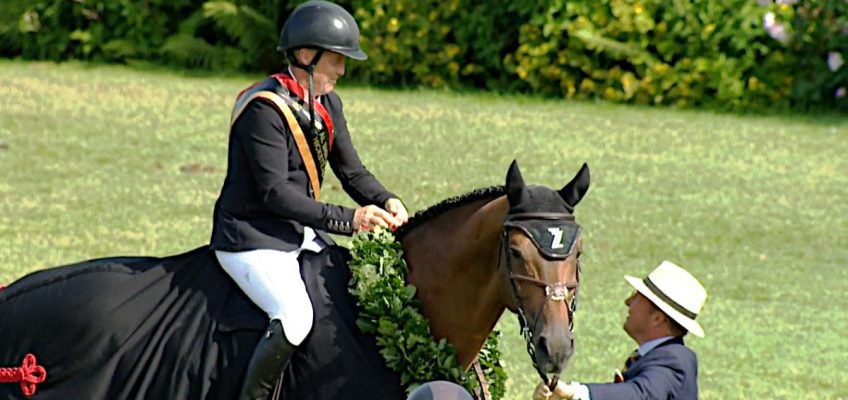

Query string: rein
499 212 581 391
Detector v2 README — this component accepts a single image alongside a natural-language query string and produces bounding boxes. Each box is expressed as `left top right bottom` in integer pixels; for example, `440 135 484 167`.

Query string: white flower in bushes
827 52 844 72
763 11 776 27
763 11 790 43
837 87 846 99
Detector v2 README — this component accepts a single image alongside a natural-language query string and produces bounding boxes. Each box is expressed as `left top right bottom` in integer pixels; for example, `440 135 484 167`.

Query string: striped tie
614 349 641 383
623 349 641 371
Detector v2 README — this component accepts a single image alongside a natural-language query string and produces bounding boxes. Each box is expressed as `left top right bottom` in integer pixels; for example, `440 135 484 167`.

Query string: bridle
499 212 581 391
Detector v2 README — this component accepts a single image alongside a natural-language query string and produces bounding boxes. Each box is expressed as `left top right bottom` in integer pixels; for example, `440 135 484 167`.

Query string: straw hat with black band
624 261 708 337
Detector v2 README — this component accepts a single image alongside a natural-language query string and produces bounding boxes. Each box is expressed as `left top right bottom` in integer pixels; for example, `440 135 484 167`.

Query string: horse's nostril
538 336 547 350
537 336 550 358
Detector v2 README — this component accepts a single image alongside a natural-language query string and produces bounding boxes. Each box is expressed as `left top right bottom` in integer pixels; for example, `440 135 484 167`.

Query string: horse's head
499 160 590 380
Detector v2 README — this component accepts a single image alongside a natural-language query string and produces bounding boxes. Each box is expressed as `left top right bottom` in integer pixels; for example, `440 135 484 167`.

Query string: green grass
1 60 846 399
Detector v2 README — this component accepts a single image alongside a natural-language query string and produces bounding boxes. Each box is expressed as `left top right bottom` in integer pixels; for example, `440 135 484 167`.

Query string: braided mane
395 186 505 241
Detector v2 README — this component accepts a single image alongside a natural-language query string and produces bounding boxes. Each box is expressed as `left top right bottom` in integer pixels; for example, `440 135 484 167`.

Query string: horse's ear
506 159 526 206
559 163 590 209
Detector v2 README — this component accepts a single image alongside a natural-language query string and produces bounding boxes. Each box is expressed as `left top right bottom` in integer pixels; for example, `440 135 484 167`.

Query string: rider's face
295 49 346 96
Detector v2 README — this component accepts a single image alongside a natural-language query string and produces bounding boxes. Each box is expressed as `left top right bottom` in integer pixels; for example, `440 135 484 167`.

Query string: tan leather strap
472 358 492 400
231 91 321 200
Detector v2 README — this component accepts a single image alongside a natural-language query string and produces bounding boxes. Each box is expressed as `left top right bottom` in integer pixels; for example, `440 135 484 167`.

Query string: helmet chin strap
288 48 325 139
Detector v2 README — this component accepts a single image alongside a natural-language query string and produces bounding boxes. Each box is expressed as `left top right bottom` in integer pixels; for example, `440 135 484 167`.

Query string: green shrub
353 0 845 110
159 1 279 72
780 1 848 110
1 0 844 110
505 0 795 108
349 0 468 88
0 0 197 62
347 0 528 91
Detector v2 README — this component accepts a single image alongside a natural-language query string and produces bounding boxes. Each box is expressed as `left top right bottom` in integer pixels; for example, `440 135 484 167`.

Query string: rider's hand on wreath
532 381 575 400
384 198 408 225
354 205 401 232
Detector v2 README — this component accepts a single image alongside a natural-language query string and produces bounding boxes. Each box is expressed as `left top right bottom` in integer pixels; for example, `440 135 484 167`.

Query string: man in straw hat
533 261 707 400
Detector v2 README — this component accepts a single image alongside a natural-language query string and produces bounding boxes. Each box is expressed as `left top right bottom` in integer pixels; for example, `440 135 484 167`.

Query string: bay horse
0 160 589 399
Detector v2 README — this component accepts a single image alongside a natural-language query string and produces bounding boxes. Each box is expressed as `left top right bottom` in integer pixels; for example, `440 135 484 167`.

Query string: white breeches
215 228 325 346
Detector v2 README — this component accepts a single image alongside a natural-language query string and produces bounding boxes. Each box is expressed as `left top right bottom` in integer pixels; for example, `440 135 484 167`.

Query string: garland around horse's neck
348 229 507 399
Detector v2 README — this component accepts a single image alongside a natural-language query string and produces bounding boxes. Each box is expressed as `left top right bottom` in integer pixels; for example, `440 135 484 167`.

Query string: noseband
500 212 581 390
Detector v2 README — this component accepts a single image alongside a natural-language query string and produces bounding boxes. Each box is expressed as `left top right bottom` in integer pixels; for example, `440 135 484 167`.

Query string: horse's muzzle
536 333 575 374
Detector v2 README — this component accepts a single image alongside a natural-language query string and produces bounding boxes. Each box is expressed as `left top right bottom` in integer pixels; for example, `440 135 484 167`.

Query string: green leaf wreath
349 229 507 399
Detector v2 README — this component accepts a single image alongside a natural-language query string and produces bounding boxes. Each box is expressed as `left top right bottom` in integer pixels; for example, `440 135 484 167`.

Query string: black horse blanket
0 246 403 399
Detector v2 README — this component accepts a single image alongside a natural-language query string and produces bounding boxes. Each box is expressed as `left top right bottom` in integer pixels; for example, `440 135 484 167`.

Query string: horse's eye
509 247 523 259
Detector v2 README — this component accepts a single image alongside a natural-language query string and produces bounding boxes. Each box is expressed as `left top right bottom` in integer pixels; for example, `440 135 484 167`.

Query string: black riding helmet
277 0 367 64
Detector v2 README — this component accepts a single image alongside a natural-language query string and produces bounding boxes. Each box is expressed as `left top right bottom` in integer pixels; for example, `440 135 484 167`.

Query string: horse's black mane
395 186 505 241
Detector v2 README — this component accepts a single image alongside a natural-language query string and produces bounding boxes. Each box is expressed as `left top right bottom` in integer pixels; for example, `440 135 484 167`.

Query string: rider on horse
210 1 408 398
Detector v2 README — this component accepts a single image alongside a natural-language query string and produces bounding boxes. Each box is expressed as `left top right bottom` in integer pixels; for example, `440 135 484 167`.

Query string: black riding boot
239 319 295 400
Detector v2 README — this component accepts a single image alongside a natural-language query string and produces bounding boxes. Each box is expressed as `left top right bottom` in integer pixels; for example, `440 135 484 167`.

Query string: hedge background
1 0 846 111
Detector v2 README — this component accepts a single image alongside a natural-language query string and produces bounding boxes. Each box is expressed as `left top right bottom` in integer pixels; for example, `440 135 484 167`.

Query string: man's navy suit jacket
586 337 698 400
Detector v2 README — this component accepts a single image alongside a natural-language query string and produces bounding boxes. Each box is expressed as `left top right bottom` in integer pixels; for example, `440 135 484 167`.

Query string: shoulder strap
231 91 321 200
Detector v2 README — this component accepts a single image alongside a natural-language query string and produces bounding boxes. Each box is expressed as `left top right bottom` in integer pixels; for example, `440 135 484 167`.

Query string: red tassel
0 354 47 398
